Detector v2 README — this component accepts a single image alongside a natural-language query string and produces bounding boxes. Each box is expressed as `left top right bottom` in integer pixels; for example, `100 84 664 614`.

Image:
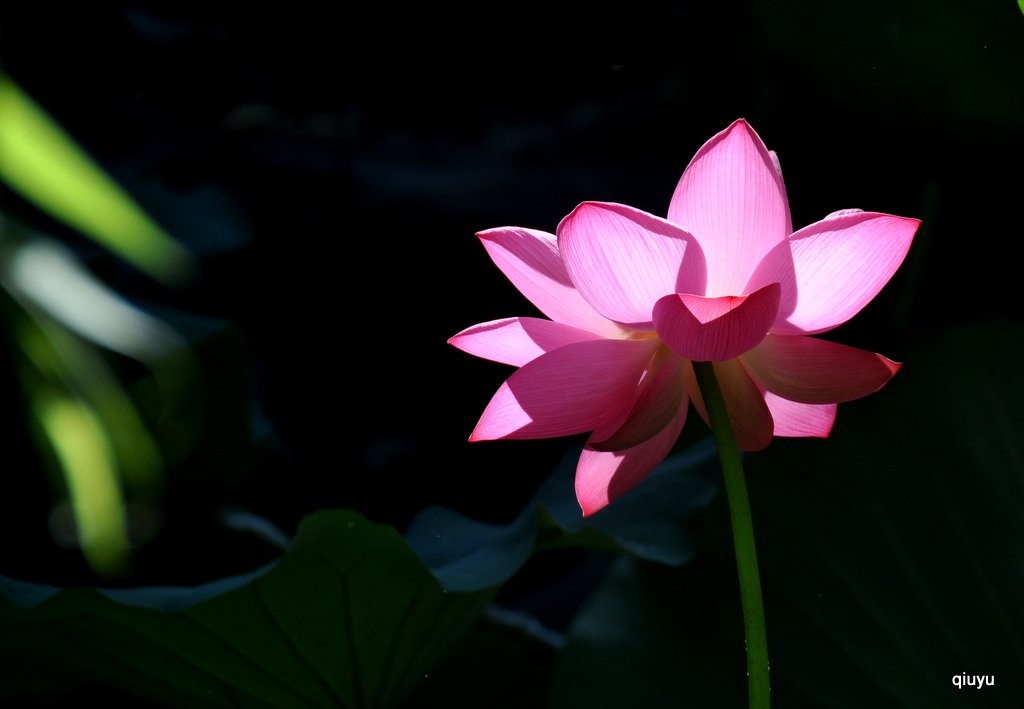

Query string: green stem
692 361 770 709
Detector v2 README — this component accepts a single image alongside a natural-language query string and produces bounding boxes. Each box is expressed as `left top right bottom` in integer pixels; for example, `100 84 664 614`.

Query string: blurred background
1 1 1023 706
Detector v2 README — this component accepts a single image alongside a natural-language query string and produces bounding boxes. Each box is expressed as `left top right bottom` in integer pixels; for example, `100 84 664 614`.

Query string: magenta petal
589 349 685 451
747 212 919 335
653 283 781 362
685 359 774 451
742 334 901 404
557 202 705 327
668 119 791 295
478 227 622 336
764 393 836 438
448 317 604 367
576 404 687 517
470 337 658 441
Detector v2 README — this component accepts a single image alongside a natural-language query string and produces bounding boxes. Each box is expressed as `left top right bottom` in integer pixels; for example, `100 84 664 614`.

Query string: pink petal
448 317 604 367
741 334 901 404
684 359 774 451
478 227 623 337
668 119 791 296
746 212 919 335
576 404 687 517
470 337 658 441
764 393 836 438
589 348 685 451
556 202 705 328
653 283 781 362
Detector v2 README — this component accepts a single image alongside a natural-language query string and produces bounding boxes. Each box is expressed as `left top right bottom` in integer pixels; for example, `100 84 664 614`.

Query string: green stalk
692 361 770 709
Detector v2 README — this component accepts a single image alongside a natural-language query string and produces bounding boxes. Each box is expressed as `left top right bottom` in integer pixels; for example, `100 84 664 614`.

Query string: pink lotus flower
450 119 918 516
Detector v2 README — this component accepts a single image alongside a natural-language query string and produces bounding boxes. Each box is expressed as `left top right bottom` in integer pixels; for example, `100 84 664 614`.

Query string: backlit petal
747 212 919 335
741 334 901 404
589 348 685 451
684 359 774 451
576 404 687 517
470 338 658 441
448 317 604 367
668 119 791 295
557 202 705 327
764 393 836 438
478 227 623 336
653 283 781 362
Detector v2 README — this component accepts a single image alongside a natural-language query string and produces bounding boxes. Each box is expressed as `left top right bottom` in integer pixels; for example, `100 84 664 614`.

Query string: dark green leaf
1 510 491 707
405 505 538 592
537 437 719 565
407 439 720 592
401 607 559 709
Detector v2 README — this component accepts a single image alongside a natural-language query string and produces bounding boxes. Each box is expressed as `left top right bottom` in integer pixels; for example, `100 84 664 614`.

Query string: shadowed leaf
406 438 720 592
0 510 491 707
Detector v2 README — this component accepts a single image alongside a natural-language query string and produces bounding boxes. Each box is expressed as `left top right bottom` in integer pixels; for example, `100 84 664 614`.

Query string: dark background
1 0 1022 583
